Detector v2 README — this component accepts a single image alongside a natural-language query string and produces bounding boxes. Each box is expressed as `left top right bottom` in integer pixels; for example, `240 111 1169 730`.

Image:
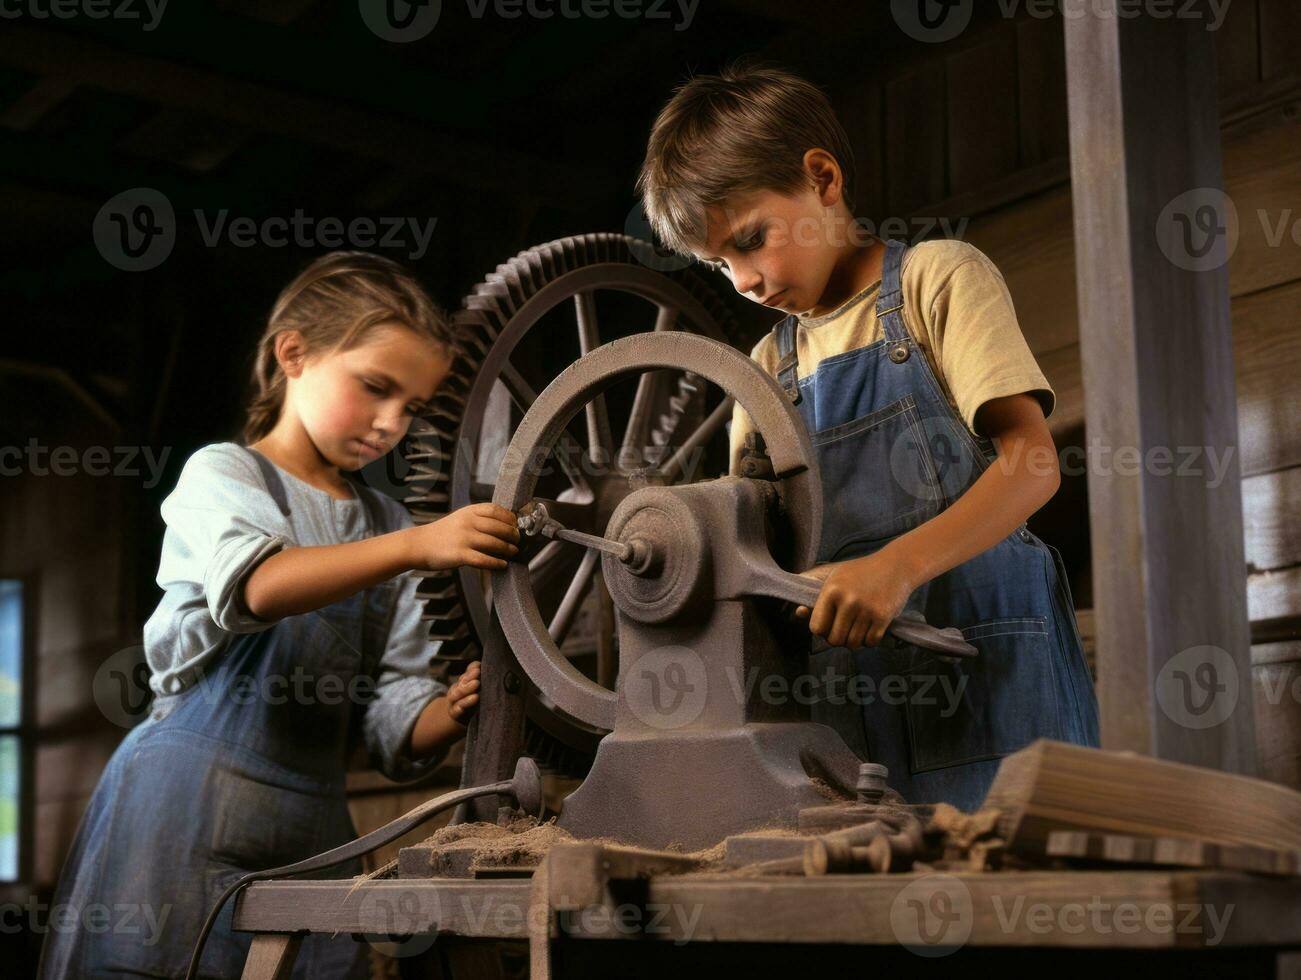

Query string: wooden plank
1254 654 1301 789
835 77 885 225
1243 467 1301 572
456 612 528 824
965 188 1078 356
885 66 947 219
968 111 1301 359
1064 2 1255 770
1259 0 1301 82
1213 0 1260 99
1249 565 1301 622
240 933 301 980
1045 829 1301 876
1016 14 1070 167
983 741 1301 854
233 872 1301 948
1221 115 1301 297
1234 280 1301 476
947 32 1019 197
0 23 599 206
1035 276 1301 478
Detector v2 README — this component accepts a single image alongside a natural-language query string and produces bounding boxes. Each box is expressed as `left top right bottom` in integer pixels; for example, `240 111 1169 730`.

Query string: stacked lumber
983 740 1301 875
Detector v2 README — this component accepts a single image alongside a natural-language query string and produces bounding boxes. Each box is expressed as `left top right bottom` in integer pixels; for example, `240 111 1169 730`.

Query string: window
0 579 23 882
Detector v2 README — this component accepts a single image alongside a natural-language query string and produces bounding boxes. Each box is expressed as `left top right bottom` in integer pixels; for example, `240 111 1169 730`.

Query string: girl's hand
795 550 917 649
446 661 481 725
411 503 520 571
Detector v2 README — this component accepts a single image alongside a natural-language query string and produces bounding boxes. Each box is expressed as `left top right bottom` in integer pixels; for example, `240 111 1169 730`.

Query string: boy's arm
802 393 1060 648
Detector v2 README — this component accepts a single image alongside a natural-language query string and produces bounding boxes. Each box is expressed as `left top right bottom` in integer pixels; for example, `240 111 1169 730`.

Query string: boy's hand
411 503 520 571
446 661 481 725
794 551 916 648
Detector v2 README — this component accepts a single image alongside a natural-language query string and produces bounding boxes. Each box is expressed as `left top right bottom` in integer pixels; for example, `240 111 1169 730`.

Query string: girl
38 252 521 979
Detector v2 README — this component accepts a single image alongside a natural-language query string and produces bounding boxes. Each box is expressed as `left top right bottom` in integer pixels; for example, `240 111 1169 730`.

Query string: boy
637 63 1100 811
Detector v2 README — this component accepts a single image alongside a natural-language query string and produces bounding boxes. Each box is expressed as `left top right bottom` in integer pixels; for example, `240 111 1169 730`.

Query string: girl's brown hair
242 251 455 444
637 61 857 256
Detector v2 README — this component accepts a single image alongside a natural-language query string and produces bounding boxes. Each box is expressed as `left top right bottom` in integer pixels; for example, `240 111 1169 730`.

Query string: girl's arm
407 661 480 758
799 393 1060 648
242 503 520 623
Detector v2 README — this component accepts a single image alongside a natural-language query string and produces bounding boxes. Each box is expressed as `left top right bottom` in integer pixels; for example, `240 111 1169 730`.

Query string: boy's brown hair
637 62 857 257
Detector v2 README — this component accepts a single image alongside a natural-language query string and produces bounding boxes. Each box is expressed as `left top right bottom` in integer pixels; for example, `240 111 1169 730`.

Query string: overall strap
242 446 292 518
874 238 910 344
771 314 801 404
342 470 390 536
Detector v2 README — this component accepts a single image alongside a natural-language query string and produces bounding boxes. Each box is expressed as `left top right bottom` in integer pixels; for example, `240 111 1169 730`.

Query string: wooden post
1063 0 1255 772
455 609 528 823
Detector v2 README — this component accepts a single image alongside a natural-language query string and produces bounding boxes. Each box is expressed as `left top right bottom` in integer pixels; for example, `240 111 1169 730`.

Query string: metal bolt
503 671 522 695
856 762 889 803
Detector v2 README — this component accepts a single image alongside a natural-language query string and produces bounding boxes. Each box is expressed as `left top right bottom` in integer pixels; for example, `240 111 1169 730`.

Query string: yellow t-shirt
728 239 1054 473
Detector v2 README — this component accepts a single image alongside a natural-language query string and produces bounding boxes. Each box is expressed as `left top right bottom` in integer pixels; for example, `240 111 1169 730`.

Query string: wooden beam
1064 2 1255 771
0 24 598 207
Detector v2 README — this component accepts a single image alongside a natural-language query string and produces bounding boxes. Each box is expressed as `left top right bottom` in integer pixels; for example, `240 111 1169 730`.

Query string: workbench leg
240 933 303 980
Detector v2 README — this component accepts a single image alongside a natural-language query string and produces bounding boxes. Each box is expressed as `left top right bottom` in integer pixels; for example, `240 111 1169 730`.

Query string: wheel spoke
548 548 599 644
527 539 565 574
619 305 677 467
659 395 735 483
499 361 592 496
574 291 614 468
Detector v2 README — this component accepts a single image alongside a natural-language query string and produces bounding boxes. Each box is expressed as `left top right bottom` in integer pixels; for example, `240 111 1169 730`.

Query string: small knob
856 762 889 803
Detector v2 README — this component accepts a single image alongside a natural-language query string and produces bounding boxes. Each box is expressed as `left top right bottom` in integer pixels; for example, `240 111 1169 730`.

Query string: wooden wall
832 0 1300 787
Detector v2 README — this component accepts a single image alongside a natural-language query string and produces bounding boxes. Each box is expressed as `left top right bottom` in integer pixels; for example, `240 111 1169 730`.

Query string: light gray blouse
141 441 449 782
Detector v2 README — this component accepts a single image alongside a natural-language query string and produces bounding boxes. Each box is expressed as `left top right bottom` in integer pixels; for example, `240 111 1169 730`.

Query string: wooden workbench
234 869 1301 979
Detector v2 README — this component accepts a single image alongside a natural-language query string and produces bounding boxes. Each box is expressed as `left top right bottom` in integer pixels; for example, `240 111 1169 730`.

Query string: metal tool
515 497 975 659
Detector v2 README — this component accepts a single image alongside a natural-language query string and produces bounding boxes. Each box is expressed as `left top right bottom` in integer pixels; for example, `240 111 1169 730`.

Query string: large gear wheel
394 233 746 775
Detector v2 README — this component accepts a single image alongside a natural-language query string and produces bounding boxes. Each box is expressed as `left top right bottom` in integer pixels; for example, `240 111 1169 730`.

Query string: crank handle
739 564 978 659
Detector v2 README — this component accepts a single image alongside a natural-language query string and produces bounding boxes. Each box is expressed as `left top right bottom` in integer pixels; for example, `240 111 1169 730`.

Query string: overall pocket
814 394 942 560
902 616 1063 772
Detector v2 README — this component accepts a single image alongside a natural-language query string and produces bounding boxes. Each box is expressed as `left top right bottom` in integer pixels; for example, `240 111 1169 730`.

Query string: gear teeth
402 231 741 711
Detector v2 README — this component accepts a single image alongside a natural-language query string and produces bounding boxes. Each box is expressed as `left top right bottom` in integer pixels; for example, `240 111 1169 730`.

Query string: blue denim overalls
782 239 1101 811
38 448 389 979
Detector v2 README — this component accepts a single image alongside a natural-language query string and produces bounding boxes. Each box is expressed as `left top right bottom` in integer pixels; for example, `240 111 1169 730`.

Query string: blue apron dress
38 448 391 979
781 238 1101 812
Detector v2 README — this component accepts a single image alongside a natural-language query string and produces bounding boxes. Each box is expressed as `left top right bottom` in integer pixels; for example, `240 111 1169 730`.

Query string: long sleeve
143 443 297 697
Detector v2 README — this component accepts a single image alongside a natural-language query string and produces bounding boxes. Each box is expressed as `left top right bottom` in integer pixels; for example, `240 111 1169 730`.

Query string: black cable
183 757 541 980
